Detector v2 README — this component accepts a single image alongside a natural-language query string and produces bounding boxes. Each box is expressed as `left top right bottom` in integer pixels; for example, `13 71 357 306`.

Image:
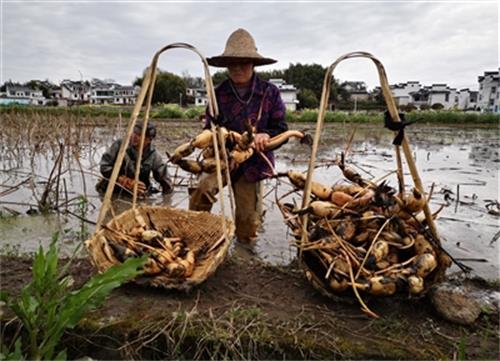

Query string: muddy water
0 122 498 280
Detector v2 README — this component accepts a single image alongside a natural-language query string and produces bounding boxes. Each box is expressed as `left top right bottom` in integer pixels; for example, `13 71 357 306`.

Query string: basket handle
95 43 232 236
300 51 440 248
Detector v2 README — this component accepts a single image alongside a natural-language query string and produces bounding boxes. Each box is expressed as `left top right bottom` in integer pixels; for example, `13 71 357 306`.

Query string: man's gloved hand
117 175 147 195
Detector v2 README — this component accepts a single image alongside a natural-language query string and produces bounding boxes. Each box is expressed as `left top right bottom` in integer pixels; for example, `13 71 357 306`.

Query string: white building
428 84 457 109
60 80 91 104
186 88 208 106
269 78 299 111
478 69 499 113
89 79 138 105
388 81 462 110
342 81 370 102
390 81 421 106
2 85 47 105
457 89 479 110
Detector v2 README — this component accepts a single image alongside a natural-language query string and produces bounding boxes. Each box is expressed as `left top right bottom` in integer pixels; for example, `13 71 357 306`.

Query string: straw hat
207 28 277 67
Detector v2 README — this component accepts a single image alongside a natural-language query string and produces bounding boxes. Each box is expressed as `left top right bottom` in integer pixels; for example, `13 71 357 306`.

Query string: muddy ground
1 249 499 360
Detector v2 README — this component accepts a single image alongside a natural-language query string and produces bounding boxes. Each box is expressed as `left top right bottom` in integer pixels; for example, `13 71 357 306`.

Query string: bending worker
189 28 288 244
97 121 173 197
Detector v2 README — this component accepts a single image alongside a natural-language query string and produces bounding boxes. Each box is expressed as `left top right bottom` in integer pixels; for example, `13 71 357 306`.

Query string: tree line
133 63 384 110
2 63 386 110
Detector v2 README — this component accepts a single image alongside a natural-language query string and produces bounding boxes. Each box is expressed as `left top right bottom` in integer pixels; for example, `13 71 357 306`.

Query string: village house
457 88 478 110
390 81 421 106
342 81 370 102
186 87 208 107
269 78 299 111
388 82 459 110
89 79 138 105
0 85 47 105
478 69 499 113
427 84 458 109
60 80 91 105
187 79 299 111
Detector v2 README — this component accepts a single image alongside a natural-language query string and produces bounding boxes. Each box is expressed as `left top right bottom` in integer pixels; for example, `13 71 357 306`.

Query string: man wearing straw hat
189 28 288 245
97 121 173 197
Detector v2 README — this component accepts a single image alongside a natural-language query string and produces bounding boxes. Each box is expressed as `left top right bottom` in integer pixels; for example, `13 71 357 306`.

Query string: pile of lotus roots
278 163 451 316
98 209 196 278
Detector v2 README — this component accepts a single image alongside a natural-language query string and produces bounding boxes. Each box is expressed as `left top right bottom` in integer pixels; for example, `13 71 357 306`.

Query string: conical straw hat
207 28 277 67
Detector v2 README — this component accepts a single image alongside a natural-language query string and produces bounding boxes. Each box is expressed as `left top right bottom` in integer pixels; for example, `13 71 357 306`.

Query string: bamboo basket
85 43 234 290
278 52 451 315
86 205 234 290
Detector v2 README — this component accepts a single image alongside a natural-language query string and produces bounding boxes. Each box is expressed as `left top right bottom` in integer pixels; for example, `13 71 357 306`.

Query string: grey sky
2 1 498 90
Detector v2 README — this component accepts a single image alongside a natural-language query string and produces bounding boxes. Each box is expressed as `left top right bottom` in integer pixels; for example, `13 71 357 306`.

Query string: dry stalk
345 251 379 318
355 216 392 279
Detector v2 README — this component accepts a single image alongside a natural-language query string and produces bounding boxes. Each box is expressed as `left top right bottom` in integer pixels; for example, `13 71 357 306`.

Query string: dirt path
1 250 498 360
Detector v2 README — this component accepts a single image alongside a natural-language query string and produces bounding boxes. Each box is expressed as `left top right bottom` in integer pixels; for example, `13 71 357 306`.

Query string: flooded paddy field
0 115 498 281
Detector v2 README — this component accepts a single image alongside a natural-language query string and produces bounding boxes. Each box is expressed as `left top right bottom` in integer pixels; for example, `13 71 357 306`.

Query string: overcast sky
2 1 498 91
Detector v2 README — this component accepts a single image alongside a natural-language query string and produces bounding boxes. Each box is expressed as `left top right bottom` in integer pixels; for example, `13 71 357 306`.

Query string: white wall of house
478 70 499 113
195 96 208 106
187 88 208 107
390 81 421 105
458 89 471 109
269 78 298 111
395 96 410 106
280 90 298 111
5 86 47 105
89 81 138 105
60 81 91 102
427 84 457 109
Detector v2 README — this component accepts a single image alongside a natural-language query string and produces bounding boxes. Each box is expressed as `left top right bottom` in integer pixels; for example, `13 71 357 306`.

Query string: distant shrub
399 104 417 112
431 103 445 110
285 112 300 122
184 106 205 119
152 104 184 119
298 109 319 122
406 110 499 124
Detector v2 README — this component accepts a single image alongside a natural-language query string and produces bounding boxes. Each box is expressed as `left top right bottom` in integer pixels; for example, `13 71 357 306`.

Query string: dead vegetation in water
0 111 124 219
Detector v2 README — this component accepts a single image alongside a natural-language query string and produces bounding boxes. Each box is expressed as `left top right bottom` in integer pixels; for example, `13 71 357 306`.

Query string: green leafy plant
457 337 467 361
0 234 146 360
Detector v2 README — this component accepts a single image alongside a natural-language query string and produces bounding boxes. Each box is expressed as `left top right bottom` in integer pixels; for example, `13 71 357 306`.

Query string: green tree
212 70 228 86
284 63 327 101
298 88 319 109
283 63 343 109
134 69 186 104
431 103 444 110
25 79 58 98
182 71 204 88
256 69 286 81
337 82 352 102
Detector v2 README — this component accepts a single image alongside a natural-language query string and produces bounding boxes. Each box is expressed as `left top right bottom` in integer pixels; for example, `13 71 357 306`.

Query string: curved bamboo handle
95 43 230 234
300 51 440 251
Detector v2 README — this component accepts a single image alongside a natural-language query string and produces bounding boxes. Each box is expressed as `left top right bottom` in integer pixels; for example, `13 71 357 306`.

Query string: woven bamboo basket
86 43 234 290
278 52 451 315
86 205 234 290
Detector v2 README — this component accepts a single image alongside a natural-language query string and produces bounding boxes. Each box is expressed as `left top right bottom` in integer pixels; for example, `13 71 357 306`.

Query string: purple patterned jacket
205 74 288 182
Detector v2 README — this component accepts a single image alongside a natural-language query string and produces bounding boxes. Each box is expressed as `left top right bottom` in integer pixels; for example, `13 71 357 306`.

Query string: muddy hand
118 175 147 196
253 133 270 153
